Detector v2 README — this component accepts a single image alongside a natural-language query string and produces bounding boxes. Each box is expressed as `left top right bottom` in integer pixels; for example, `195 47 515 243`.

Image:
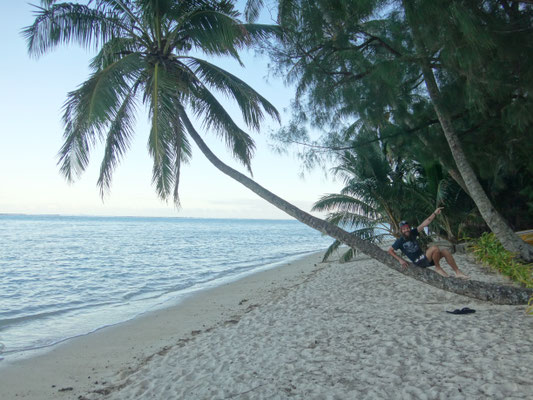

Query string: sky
0 1 341 220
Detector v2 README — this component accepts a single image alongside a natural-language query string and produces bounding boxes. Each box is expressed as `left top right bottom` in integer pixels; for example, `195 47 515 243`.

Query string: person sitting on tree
388 207 469 279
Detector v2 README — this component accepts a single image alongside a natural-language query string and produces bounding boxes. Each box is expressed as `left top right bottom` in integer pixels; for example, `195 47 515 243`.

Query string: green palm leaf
244 0 264 23
89 36 139 70
145 61 183 200
180 9 248 62
326 212 377 231
23 2 121 56
322 239 342 262
189 84 256 172
59 52 143 181
26 0 280 204
241 23 282 43
313 193 371 212
186 56 280 129
98 90 138 197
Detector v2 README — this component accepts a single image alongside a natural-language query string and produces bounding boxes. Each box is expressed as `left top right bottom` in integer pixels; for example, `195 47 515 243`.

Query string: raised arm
417 207 443 232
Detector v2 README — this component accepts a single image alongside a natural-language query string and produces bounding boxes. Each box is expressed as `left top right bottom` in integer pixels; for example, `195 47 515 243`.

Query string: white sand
1 251 532 399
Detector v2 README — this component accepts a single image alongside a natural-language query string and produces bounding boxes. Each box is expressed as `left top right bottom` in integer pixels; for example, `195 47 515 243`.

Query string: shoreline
2 250 533 399
0 249 321 362
0 251 328 399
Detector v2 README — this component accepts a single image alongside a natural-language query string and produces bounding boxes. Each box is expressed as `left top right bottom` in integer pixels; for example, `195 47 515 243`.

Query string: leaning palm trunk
180 108 533 305
404 0 533 263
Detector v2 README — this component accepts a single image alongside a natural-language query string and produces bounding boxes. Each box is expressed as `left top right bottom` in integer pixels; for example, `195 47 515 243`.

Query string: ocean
0 214 331 360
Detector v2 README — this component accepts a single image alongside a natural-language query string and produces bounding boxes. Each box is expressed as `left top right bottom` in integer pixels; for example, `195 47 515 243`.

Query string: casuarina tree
262 0 533 261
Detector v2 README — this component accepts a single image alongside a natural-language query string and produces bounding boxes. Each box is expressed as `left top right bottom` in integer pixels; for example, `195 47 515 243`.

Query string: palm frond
322 239 342 262
179 9 248 62
89 36 139 70
339 247 356 263
240 23 282 44
171 116 193 206
337 228 385 262
97 90 138 197
136 0 175 17
188 84 256 172
23 3 120 57
98 0 150 43
57 120 93 182
312 193 376 217
326 212 377 230
143 60 192 203
62 52 142 131
244 0 264 23
145 61 180 200
58 52 143 181
186 56 280 129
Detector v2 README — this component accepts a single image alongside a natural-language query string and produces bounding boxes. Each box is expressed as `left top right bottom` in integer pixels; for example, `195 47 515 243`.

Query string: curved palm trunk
404 0 533 262
180 109 532 305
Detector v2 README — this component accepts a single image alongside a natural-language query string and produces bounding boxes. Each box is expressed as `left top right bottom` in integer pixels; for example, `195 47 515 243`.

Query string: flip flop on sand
446 307 476 315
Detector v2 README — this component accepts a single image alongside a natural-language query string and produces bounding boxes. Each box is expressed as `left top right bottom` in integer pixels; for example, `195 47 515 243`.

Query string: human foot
435 267 449 277
455 271 470 280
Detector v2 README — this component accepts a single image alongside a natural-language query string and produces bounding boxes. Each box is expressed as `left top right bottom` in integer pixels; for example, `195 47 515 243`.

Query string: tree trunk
404 0 533 263
179 109 532 305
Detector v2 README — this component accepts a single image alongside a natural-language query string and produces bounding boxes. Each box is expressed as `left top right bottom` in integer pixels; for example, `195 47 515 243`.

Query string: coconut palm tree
311 135 461 263
24 0 532 305
25 0 284 204
311 139 414 262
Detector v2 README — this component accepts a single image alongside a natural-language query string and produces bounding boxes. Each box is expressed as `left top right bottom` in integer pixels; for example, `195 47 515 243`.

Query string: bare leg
426 246 449 277
441 248 469 279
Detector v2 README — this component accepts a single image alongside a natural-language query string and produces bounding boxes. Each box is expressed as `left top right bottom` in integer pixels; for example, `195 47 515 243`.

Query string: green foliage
266 0 533 230
311 128 479 262
469 233 533 288
527 295 533 316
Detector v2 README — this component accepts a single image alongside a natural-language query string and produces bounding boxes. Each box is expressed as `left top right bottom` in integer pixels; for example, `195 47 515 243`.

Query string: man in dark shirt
388 207 469 278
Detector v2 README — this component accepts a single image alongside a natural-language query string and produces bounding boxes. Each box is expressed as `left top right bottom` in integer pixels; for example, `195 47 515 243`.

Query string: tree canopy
265 0 533 258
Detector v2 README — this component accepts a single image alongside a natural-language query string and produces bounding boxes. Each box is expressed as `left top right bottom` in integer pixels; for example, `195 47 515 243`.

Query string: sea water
0 214 331 359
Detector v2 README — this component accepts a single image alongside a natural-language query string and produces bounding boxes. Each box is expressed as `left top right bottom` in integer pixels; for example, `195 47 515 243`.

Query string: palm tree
311 136 475 263
24 0 532 304
311 139 414 262
24 0 281 204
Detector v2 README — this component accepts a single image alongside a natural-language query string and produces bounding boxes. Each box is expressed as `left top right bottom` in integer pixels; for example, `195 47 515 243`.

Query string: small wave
0 301 117 329
0 215 330 357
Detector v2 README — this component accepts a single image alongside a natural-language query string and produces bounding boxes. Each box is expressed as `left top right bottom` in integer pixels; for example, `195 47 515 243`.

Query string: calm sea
0 214 330 359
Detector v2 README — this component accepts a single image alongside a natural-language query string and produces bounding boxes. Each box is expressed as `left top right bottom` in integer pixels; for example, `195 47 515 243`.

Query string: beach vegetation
312 129 483 262
24 0 533 305
527 296 533 316
469 232 533 288
261 0 533 262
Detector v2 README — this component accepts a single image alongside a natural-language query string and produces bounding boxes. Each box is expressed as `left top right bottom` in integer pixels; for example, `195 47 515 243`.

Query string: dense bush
469 232 533 289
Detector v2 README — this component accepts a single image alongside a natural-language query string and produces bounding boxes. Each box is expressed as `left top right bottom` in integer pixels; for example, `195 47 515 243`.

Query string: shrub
468 232 533 289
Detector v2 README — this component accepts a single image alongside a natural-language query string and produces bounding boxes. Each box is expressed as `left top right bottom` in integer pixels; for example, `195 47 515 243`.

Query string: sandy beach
1 250 532 399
